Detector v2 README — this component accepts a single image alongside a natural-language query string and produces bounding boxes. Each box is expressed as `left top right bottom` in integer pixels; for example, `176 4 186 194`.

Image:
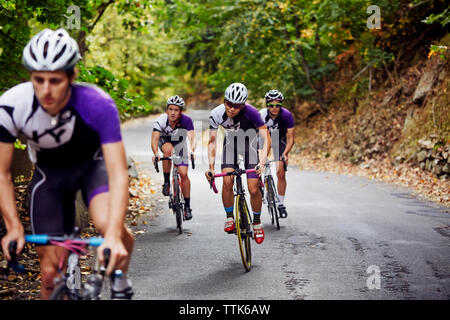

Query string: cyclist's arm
258 125 270 165
100 141 129 273
284 127 295 156
0 142 25 259
187 129 196 153
151 130 161 156
208 129 217 171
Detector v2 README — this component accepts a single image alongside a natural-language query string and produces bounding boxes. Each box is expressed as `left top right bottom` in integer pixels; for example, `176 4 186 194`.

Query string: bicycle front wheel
266 176 280 230
235 195 252 272
50 282 72 300
173 176 183 234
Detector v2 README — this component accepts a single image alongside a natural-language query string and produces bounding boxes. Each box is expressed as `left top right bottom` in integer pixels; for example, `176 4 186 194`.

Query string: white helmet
23 28 81 71
167 95 185 109
265 89 284 103
224 83 248 104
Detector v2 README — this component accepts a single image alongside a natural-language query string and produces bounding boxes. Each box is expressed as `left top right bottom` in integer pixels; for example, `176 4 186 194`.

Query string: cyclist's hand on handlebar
205 170 215 182
281 154 288 164
98 236 128 276
255 163 265 176
1 226 25 261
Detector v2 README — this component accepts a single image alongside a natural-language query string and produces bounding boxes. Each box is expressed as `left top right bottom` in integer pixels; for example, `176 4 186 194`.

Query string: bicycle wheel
265 178 274 225
173 175 183 234
50 281 72 300
236 195 252 272
266 176 280 230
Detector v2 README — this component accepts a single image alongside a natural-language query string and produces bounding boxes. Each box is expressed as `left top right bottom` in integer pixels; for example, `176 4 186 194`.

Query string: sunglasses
226 101 245 109
267 103 282 108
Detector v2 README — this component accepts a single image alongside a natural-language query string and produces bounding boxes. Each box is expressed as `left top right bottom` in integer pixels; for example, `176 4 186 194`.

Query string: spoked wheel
50 281 76 300
266 176 280 230
175 204 183 234
269 205 280 230
236 195 252 272
173 176 183 234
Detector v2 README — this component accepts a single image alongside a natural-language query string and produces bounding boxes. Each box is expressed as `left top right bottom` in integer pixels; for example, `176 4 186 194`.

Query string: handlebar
207 168 257 194
24 234 104 247
154 153 195 172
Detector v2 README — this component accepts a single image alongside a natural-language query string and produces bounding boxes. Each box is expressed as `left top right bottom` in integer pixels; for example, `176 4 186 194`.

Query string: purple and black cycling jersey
259 107 294 140
0 82 122 167
209 103 265 178
153 113 194 166
259 107 294 159
0 82 122 236
153 113 194 141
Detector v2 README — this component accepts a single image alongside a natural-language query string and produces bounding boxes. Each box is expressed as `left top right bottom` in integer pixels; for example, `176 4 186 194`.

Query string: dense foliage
0 0 152 118
1 0 448 114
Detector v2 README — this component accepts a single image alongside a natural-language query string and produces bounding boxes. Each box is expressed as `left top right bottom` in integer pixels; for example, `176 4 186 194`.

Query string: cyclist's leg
220 166 235 231
89 193 134 298
160 141 173 173
82 157 134 299
81 156 134 273
246 177 263 219
244 137 263 221
245 138 265 243
276 136 287 199
276 161 287 198
174 141 190 202
35 245 69 300
29 165 77 299
160 141 173 195
176 164 193 219
177 164 190 198
275 138 288 217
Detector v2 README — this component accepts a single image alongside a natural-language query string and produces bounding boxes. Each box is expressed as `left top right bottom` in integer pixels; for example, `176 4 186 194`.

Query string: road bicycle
154 152 195 234
208 157 257 272
262 158 287 230
5 227 119 300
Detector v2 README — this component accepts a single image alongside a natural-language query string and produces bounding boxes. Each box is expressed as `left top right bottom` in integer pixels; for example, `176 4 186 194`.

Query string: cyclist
151 95 196 220
205 83 270 244
259 89 294 218
0 28 134 299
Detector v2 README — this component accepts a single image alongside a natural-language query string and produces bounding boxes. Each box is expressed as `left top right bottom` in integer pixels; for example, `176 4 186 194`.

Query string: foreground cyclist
259 90 294 218
0 28 133 299
151 95 196 220
205 83 270 244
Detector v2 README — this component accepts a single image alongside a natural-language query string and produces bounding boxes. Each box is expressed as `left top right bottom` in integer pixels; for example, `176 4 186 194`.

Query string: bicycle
208 157 257 272
5 227 120 300
154 152 195 234
262 160 280 230
260 157 287 230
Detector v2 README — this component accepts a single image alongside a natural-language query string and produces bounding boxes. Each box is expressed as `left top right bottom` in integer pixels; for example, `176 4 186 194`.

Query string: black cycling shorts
221 132 259 179
28 151 108 236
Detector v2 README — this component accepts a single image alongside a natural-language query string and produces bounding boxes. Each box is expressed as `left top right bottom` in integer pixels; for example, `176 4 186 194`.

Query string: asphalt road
122 110 450 300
